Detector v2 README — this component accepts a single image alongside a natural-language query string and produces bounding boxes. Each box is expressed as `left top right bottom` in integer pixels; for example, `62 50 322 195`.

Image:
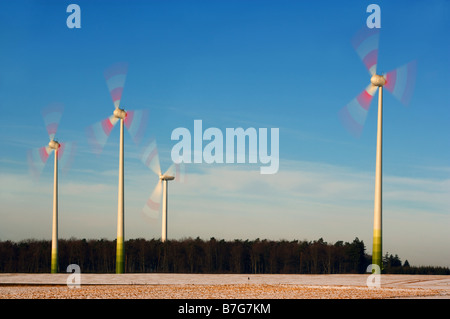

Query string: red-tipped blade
104 62 128 109
351 27 379 76
41 103 64 141
384 60 417 106
141 180 162 224
339 84 378 138
140 137 161 176
124 109 149 144
86 115 119 154
57 141 77 174
27 146 53 180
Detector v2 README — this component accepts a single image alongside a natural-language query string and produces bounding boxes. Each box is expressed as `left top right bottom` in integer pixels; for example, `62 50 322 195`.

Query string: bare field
1 274 449 299
0 284 445 299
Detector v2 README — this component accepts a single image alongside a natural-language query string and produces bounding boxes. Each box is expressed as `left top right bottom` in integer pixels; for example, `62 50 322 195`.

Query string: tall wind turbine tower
140 138 185 242
160 174 175 242
27 104 75 273
370 73 385 269
339 27 417 270
86 62 148 273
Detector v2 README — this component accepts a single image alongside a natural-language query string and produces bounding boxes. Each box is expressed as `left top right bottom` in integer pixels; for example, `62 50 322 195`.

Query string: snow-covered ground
1 273 449 297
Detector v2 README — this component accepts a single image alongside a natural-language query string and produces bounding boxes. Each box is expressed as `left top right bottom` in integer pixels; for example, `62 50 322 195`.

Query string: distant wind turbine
339 27 417 270
140 138 185 242
27 103 76 273
86 62 148 273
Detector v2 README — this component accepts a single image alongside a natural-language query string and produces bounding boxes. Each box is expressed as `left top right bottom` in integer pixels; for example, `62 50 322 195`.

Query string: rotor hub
113 108 127 119
370 74 386 87
48 140 60 150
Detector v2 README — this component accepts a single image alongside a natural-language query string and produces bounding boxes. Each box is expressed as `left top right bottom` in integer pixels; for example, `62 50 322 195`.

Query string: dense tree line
0 237 448 274
381 253 450 275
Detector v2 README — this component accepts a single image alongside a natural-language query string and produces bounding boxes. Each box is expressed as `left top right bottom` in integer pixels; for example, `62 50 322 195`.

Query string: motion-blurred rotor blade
27 146 53 180
141 137 161 176
104 62 128 109
339 84 378 138
141 180 162 224
384 60 417 106
58 141 77 174
165 162 186 183
41 103 63 141
86 115 119 154
351 27 379 76
124 109 149 144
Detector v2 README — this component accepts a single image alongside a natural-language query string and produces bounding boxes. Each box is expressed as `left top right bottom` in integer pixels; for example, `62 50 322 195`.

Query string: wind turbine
140 138 185 242
339 27 417 270
27 103 76 273
86 62 148 273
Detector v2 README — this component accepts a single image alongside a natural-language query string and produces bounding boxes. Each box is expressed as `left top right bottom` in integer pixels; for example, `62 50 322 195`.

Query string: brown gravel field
0 284 444 299
1 274 449 299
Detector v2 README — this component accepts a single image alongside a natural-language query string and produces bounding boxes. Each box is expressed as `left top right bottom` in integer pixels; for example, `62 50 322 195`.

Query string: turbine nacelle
48 139 61 150
160 174 175 181
113 108 127 120
370 74 386 87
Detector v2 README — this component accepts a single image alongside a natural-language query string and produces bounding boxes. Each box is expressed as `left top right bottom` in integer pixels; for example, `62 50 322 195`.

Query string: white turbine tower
27 103 76 273
140 138 185 242
339 27 417 270
86 62 148 273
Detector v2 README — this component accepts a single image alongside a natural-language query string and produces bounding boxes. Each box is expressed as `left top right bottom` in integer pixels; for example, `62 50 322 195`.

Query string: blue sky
0 0 449 267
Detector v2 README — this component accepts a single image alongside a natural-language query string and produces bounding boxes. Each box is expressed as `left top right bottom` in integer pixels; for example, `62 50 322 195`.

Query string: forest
0 237 448 274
